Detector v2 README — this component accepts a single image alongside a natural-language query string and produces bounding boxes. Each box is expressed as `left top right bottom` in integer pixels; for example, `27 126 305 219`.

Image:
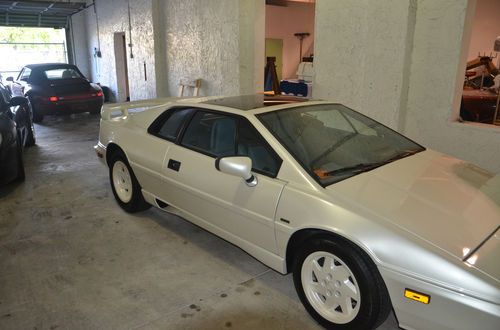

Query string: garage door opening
0 26 67 80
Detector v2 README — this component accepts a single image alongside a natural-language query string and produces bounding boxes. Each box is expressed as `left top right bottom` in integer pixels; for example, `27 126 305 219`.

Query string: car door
156 109 286 254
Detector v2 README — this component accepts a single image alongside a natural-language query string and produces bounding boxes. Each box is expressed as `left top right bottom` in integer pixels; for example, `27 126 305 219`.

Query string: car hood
330 150 500 264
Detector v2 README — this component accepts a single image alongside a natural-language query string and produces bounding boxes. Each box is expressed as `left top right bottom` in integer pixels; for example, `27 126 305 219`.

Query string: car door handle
167 159 181 172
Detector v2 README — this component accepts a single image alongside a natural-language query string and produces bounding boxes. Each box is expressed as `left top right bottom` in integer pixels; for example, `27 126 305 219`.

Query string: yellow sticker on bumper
404 289 430 304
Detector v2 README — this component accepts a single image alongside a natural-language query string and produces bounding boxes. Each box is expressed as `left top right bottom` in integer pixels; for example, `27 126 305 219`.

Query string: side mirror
9 96 28 107
6 77 13 82
215 156 258 187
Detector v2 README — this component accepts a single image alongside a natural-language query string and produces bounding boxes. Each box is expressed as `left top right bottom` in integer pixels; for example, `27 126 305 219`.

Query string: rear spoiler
101 97 180 120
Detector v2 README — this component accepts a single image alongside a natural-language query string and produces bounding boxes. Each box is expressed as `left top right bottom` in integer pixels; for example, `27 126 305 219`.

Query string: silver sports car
95 94 499 330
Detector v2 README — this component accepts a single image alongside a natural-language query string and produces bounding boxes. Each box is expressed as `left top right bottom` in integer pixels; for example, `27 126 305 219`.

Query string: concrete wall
84 0 157 102
314 0 416 130
314 0 500 173
404 0 500 173
80 0 499 172
468 0 500 60
159 0 264 97
84 0 264 100
266 2 315 80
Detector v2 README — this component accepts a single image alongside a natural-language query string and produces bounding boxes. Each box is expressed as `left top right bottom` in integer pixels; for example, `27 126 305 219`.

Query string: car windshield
257 104 425 186
44 68 83 80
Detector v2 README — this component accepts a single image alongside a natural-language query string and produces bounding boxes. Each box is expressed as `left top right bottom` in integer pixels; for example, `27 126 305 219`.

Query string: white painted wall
159 0 265 97
314 0 416 130
314 0 500 173
404 0 500 173
84 0 157 102
80 0 498 171
84 0 263 100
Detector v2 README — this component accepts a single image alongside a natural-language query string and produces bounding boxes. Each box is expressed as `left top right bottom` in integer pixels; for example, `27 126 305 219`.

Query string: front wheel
16 135 25 182
293 237 391 330
28 97 44 123
109 153 150 213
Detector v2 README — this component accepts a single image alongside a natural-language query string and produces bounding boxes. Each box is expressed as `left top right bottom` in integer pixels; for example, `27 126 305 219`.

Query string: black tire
26 124 36 146
25 99 36 146
109 152 150 213
25 115 36 147
16 136 25 182
28 97 44 123
293 236 391 330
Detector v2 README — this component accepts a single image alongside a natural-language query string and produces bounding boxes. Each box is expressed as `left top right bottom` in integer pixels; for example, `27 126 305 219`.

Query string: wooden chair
178 78 202 97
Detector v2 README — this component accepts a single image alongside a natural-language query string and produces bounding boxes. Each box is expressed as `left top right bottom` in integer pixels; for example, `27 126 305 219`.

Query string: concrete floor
0 114 400 330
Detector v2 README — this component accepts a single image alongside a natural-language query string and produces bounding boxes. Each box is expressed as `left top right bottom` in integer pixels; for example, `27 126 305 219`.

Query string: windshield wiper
326 162 385 176
325 150 420 176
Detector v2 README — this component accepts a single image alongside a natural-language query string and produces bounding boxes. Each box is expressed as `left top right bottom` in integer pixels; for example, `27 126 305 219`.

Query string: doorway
113 32 130 102
265 38 283 81
265 0 315 95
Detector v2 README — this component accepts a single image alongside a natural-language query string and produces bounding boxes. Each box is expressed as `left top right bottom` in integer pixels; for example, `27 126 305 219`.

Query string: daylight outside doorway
0 26 67 81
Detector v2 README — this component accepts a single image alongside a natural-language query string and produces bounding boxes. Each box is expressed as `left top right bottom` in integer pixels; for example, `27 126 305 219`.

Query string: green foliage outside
0 27 67 74
0 26 65 46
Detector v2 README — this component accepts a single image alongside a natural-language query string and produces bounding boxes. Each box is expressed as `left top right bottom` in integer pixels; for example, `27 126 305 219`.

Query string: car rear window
44 68 82 80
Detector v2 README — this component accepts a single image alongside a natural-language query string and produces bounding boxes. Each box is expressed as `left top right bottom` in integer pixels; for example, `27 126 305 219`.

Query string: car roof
201 94 310 111
24 63 78 70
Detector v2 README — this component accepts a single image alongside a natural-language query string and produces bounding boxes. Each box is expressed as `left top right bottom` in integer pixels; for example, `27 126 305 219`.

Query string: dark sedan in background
0 82 35 185
7 63 104 123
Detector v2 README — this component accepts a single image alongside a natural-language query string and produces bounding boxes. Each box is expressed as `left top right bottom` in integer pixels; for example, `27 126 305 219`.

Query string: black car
0 82 35 185
7 63 104 123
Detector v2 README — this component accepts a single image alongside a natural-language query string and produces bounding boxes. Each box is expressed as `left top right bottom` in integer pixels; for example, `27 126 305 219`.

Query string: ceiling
0 1 87 28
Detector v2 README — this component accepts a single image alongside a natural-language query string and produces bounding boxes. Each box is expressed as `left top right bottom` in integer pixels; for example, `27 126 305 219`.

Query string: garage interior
1 0 499 329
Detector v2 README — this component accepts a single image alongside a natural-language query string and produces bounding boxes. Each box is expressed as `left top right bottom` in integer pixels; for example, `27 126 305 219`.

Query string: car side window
19 68 31 82
181 111 237 157
155 108 194 141
237 119 281 177
180 110 282 177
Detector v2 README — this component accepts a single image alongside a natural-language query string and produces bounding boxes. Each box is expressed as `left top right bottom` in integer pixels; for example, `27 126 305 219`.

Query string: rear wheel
293 236 391 329
109 152 150 213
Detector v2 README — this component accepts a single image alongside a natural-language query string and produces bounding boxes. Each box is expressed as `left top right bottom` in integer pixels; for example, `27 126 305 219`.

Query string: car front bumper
380 267 500 330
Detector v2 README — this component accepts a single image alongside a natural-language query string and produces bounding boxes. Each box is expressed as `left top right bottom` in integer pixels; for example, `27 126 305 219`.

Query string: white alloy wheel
112 160 133 203
301 251 361 324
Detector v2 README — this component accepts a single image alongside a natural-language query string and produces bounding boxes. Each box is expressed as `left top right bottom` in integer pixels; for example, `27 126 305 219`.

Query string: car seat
210 118 236 156
62 70 73 79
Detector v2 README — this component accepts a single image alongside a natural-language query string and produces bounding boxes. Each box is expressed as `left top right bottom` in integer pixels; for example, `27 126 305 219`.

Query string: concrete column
238 0 265 95
152 0 168 97
313 0 417 129
404 0 500 173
